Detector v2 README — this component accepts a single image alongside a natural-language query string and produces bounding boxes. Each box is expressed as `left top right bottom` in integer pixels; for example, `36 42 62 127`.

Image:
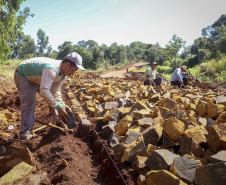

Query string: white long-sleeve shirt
18 57 67 110
171 68 183 82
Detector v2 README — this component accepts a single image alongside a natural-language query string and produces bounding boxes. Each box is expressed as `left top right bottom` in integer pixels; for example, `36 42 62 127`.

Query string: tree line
1 1 226 71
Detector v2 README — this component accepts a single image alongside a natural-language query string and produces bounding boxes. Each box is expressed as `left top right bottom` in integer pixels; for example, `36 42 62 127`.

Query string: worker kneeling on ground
14 52 85 140
143 62 162 86
171 65 188 88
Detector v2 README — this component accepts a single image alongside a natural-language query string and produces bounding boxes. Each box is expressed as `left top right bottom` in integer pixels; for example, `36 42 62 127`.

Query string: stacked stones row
69 73 226 185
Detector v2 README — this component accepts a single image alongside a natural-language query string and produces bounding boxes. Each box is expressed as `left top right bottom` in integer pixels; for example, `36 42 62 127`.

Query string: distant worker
171 65 188 88
143 62 162 86
14 52 85 140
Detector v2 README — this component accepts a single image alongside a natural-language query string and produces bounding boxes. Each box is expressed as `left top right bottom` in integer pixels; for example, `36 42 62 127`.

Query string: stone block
216 111 226 123
195 162 226 185
184 101 196 110
114 143 128 161
118 107 131 118
137 174 146 185
205 118 217 132
79 119 92 137
179 136 205 158
103 95 113 102
207 123 226 152
19 171 50 185
0 148 34 176
134 155 148 169
149 107 161 118
196 100 208 116
210 150 226 164
142 124 162 146
216 95 226 106
198 117 207 126
145 170 187 185
146 144 157 156
137 117 153 128
171 156 202 184
164 98 176 109
125 130 142 145
134 109 150 120
163 131 177 148
109 133 124 147
104 102 119 111
94 104 104 117
150 93 161 102
183 126 207 144
103 108 120 122
121 140 146 163
101 122 116 137
0 162 33 185
114 115 133 135
208 102 225 119
163 116 185 141
145 149 178 170
132 101 149 110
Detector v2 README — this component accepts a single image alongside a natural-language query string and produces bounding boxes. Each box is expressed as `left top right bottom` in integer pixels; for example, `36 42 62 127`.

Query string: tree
166 34 186 68
37 28 49 56
57 41 73 59
0 0 32 60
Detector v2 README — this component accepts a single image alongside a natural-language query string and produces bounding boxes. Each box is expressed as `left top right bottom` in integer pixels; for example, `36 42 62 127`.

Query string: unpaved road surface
100 62 149 78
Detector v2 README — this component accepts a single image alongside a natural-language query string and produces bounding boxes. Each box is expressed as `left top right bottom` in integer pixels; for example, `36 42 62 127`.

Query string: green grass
0 60 22 79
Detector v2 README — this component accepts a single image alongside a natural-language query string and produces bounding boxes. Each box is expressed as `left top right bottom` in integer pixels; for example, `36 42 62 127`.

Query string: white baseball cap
66 52 85 70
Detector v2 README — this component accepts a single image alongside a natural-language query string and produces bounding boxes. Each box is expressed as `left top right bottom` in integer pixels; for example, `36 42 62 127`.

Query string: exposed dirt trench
0 78 136 185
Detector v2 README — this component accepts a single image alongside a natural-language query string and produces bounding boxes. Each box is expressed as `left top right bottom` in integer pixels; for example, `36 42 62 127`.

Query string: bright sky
20 0 226 51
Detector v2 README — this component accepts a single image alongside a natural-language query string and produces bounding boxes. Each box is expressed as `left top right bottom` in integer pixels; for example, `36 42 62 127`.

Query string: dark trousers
144 77 162 86
171 77 188 88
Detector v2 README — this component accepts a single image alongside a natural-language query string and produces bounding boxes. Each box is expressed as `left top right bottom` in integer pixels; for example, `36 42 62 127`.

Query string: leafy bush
157 65 173 74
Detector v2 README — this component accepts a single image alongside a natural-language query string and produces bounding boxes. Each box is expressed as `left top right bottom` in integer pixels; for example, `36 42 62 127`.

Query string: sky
20 0 226 51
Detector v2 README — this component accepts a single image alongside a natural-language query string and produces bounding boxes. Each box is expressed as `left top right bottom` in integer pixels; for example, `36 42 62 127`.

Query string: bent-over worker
171 65 188 88
14 52 85 140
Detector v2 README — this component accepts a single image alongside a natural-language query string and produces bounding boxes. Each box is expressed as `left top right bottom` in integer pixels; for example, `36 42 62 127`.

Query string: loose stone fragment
0 162 33 185
114 115 133 136
183 126 207 144
145 149 178 170
146 144 157 156
163 116 185 142
145 170 187 185
109 133 124 147
142 124 162 146
207 123 226 152
171 156 202 184
163 131 177 148
209 150 226 164
179 136 205 158
195 162 226 185
121 140 146 163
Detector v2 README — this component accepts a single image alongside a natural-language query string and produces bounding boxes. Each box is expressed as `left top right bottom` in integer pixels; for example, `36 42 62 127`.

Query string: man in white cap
14 52 85 140
171 65 188 88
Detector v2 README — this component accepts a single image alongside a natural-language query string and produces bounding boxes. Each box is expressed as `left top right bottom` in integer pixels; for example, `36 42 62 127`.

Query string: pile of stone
68 73 226 185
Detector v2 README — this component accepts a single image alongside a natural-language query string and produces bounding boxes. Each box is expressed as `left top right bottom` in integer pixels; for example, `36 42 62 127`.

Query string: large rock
163 131 177 148
207 123 226 152
0 162 33 185
216 111 226 123
134 109 150 120
142 124 162 146
207 102 225 119
210 150 226 164
0 148 34 176
145 170 187 185
121 140 146 163
196 100 208 116
171 156 202 184
114 115 133 136
137 117 154 128
109 133 124 147
145 149 178 170
183 126 207 144
179 136 205 158
104 102 119 111
195 162 226 185
163 116 185 141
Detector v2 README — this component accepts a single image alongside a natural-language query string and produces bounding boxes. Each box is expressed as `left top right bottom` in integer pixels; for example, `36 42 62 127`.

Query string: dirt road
100 62 149 78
